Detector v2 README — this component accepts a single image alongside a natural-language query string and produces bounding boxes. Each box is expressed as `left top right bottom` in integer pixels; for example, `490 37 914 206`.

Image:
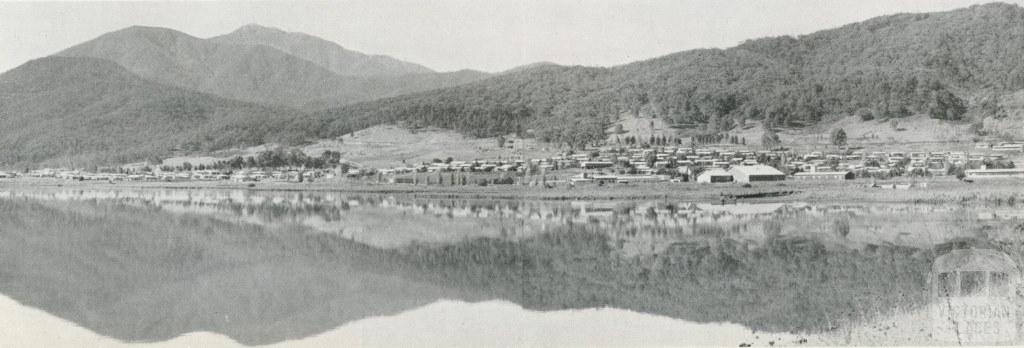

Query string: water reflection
0 187 1022 345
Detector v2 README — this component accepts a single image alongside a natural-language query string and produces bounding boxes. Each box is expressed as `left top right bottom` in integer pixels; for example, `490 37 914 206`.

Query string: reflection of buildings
1 188 1019 258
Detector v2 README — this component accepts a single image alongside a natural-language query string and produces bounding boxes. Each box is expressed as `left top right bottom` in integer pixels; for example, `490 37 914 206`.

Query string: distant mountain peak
108 25 199 40
501 61 561 74
212 24 435 77
232 23 288 35
239 23 274 29
972 1 1020 9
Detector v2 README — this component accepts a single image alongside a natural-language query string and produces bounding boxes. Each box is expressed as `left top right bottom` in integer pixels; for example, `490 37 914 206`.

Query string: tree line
160 148 343 172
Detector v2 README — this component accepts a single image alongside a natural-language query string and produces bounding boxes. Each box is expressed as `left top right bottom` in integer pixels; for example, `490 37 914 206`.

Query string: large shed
696 168 733 183
792 171 854 181
729 165 785 183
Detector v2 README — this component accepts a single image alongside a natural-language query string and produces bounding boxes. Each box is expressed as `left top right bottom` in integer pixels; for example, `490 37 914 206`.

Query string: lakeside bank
2 177 1023 205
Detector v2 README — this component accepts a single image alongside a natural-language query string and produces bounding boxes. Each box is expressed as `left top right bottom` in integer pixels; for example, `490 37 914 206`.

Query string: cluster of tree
619 135 676 146
237 148 340 170
761 126 782 149
725 135 747 145
691 133 728 145
980 158 1017 170
830 128 847 148
162 148 343 172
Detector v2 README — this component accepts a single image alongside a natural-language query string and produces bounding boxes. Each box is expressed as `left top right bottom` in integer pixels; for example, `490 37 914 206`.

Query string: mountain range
211 24 434 77
55 25 488 111
2 3 1024 167
0 24 492 166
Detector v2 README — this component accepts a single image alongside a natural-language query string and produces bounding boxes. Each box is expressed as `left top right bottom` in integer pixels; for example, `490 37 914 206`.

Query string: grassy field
726 115 993 154
605 112 677 144
162 125 563 169
604 112 1012 157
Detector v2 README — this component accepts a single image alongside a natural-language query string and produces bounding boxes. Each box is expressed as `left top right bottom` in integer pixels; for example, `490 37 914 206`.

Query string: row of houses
975 142 1024 151
364 140 1024 184
569 173 673 184
786 148 1024 177
381 144 1020 178
375 147 783 177
379 160 529 175
14 168 336 183
693 164 1024 183
569 165 790 184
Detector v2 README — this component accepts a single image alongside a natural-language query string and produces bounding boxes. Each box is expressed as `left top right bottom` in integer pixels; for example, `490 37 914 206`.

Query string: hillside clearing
163 125 562 169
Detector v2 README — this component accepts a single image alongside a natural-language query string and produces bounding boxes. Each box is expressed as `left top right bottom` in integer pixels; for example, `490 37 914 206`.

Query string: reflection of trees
394 225 934 334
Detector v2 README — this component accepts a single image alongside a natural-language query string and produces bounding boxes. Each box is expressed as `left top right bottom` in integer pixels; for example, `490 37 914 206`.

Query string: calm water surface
0 187 1022 345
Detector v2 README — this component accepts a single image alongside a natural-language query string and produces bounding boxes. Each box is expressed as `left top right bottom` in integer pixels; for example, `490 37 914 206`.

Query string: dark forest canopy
296 3 1024 147
0 57 302 167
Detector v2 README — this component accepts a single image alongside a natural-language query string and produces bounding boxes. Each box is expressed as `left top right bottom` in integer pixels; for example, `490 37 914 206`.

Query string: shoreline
2 177 1023 205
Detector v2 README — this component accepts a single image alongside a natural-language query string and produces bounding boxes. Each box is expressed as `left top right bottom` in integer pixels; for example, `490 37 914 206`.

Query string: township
3 142 1022 185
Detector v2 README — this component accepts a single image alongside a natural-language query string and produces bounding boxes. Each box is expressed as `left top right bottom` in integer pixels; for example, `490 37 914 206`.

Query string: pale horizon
1 0 1023 74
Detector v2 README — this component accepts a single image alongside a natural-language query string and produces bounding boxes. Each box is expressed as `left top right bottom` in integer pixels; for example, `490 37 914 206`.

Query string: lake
1 187 1022 346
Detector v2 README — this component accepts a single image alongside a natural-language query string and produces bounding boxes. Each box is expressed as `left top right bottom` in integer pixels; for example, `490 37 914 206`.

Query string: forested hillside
286 65 624 147
302 3 1024 147
0 57 300 166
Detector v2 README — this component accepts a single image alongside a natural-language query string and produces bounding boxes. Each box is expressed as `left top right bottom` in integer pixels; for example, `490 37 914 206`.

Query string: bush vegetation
292 4 1024 148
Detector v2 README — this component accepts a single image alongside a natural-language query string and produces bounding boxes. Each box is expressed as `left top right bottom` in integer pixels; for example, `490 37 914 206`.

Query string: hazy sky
1 0 1022 74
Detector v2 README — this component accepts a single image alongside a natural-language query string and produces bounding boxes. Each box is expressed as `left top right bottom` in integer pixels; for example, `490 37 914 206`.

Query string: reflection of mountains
0 198 488 345
0 195 974 344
